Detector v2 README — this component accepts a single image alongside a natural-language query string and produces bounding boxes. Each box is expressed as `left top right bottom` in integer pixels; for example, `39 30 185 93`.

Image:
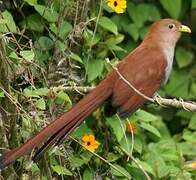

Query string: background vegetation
0 0 196 179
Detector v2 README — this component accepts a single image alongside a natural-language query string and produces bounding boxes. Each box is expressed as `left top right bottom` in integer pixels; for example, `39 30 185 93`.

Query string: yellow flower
82 134 100 152
106 0 127 14
185 161 196 170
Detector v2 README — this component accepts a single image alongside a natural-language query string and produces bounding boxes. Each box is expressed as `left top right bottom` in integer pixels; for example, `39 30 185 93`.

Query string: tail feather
33 84 112 160
32 125 68 161
32 116 80 161
0 80 113 169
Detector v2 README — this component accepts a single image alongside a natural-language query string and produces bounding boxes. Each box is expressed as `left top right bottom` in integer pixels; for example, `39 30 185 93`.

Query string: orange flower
82 134 100 152
106 0 127 14
126 122 137 134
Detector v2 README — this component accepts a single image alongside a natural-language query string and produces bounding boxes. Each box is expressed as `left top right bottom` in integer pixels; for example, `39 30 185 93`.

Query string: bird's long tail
0 79 113 169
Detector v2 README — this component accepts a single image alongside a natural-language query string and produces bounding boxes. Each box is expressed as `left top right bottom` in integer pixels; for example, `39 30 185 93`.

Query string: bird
0 19 191 170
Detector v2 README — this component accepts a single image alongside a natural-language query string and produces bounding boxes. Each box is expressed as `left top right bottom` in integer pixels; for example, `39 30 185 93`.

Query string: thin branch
53 84 196 112
117 114 150 179
116 114 130 155
51 85 95 93
120 148 152 180
105 58 154 103
105 58 196 112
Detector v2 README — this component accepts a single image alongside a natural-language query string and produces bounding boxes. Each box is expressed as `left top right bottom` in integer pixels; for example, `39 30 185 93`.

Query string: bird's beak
178 25 191 33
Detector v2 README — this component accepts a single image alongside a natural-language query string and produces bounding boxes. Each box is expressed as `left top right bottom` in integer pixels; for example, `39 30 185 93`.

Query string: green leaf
190 83 196 98
167 166 181 177
23 88 49 98
105 34 125 45
98 17 118 35
111 164 131 179
188 114 196 130
71 122 92 139
145 149 169 178
120 135 143 154
108 44 126 52
176 109 192 119
80 151 93 164
84 31 101 47
0 91 4 98
24 14 44 32
34 88 49 96
139 26 148 40
20 50 35 61
107 152 121 162
49 21 72 39
192 0 196 8
127 3 149 28
9 52 22 62
127 3 160 27
70 53 83 64
70 156 85 168
34 5 58 22
148 5 161 21
178 141 196 156
35 49 50 63
56 91 72 106
37 36 54 50
106 116 125 142
112 14 130 32
157 162 170 178
23 0 37 6
132 159 155 176
160 0 182 19
24 88 39 98
22 115 32 129
120 135 134 154
140 122 161 137
35 98 46 110
133 136 143 153
135 110 159 122
164 71 190 98
55 40 67 52
0 10 17 32
51 165 72 176
148 140 179 161
124 23 139 41
85 59 104 82
175 47 194 68
83 169 93 180
182 129 196 143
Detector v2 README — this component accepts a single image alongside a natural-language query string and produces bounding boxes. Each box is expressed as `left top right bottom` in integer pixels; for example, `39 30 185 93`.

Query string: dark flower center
87 141 91 146
114 1 118 7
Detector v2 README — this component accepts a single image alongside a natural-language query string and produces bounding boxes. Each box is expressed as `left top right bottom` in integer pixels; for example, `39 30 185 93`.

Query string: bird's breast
162 46 174 84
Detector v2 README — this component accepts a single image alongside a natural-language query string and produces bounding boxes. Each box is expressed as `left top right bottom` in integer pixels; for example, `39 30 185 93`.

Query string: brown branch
53 59 196 112
51 85 95 94
105 58 154 103
52 84 196 112
120 147 152 180
105 58 196 112
153 97 196 112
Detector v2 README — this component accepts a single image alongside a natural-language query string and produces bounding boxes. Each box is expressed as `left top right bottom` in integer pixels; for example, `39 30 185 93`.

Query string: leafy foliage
0 0 196 179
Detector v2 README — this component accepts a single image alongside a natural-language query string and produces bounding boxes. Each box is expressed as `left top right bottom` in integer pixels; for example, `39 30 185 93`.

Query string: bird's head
147 19 191 46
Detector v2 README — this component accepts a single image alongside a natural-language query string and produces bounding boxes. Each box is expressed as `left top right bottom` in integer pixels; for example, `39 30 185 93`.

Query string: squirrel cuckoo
0 19 191 169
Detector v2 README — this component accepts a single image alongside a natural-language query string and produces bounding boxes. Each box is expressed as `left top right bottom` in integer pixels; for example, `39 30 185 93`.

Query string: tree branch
52 59 196 112
105 58 196 112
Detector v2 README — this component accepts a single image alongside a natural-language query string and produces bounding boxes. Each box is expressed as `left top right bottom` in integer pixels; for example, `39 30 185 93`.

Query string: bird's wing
111 45 167 117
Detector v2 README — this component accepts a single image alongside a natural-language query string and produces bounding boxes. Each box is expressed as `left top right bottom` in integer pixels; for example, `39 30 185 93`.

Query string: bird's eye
168 24 175 29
